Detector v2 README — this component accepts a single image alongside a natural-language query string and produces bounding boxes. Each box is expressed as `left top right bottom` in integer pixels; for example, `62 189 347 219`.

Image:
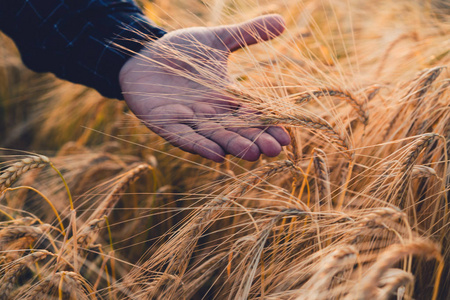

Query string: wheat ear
286 127 302 163
262 116 352 159
407 66 445 102
349 207 406 243
363 84 382 101
295 245 358 300
164 196 229 276
28 271 90 300
87 163 150 222
182 252 227 299
397 133 440 205
294 88 368 125
232 215 282 300
232 160 296 198
226 86 352 158
313 149 332 209
0 250 51 300
377 268 414 300
144 274 184 300
355 240 441 300
0 225 45 252
76 218 104 251
0 155 50 194
411 165 439 179
166 160 297 276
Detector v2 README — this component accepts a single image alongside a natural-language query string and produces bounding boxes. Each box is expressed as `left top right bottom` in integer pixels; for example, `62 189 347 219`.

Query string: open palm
119 15 290 162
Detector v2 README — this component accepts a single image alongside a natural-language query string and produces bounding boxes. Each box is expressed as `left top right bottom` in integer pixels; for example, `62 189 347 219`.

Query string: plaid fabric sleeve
0 0 167 99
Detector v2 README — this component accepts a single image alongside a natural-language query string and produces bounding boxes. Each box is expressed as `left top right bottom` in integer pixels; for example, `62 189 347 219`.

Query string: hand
119 15 290 162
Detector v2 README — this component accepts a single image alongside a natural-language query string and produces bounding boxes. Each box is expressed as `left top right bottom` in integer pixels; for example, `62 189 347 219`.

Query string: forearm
0 0 166 99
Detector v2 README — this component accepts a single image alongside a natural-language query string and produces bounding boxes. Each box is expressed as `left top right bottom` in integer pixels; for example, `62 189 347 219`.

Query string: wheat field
0 0 449 299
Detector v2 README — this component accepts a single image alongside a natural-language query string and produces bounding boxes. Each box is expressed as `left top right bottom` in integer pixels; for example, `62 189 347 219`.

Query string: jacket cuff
18 11 166 100
73 12 167 100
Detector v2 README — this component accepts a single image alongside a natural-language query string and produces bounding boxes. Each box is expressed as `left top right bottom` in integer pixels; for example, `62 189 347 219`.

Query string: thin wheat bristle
396 133 440 204
376 32 417 77
262 116 352 159
355 240 441 299
87 163 150 222
232 160 296 198
401 134 440 173
232 215 283 300
164 196 229 275
225 86 265 106
296 245 358 300
294 88 368 125
182 252 227 299
0 250 50 300
0 155 50 194
28 271 89 300
377 268 414 300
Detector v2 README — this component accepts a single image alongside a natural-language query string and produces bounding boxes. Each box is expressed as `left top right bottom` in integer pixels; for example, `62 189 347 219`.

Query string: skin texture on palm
119 15 291 162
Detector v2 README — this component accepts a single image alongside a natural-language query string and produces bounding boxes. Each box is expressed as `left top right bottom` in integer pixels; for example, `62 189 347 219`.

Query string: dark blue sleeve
0 0 166 99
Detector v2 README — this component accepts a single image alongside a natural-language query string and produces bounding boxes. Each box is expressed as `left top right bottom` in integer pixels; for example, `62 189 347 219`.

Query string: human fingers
265 126 291 146
157 123 226 162
227 127 283 157
136 104 226 161
214 14 286 53
192 95 238 115
196 121 261 161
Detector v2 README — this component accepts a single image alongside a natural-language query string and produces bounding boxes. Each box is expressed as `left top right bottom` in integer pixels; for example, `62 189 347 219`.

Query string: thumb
214 14 286 53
